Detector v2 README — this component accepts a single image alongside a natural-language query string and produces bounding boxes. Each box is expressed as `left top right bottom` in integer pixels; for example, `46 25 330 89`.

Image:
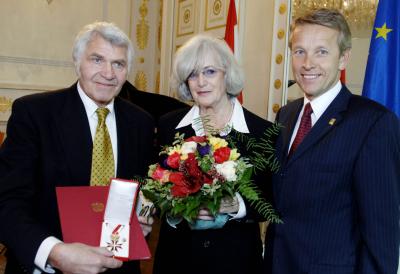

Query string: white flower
215 161 237 181
181 141 197 154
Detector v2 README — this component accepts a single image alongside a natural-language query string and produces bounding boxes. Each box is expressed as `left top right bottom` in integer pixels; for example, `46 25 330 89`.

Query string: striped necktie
289 102 313 156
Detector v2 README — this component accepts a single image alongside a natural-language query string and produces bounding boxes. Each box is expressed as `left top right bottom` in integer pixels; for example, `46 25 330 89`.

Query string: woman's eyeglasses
187 66 224 81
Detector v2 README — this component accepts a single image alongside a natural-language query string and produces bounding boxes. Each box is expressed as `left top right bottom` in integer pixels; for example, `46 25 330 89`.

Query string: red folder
56 186 151 260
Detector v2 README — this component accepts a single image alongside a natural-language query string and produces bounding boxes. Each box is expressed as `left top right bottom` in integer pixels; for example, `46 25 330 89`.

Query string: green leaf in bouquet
173 196 201 222
171 199 186 215
207 196 222 216
158 197 173 214
251 199 283 224
147 164 158 177
141 188 160 203
199 154 213 172
172 132 185 146
240 166 253 182
201 183 221 196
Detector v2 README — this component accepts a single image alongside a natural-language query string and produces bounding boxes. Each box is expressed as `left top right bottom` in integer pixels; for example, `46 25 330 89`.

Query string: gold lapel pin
329 118 336 126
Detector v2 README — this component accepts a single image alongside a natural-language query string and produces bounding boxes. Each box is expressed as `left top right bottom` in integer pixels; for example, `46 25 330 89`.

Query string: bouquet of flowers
141 129 281 224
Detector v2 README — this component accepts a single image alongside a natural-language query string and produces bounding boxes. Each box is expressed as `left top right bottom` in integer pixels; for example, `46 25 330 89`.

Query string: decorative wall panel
130 0 162 93
177 0 196 36
204 0 229 30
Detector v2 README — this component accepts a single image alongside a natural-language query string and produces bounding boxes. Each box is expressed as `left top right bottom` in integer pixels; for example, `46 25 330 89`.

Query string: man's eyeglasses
187 66 224 81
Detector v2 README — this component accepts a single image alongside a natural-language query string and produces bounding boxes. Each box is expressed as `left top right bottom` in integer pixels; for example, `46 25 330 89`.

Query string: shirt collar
176 97 249 136
305 80 342 120
77 81 115 117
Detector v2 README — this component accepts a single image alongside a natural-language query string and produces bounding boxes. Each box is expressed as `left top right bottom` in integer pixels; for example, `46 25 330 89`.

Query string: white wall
240 1 275 119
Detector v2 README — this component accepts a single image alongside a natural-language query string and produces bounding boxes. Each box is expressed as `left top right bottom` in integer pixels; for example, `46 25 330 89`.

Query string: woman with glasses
152 34 274 274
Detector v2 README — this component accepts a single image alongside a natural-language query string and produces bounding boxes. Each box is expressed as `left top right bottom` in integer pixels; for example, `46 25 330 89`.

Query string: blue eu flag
362 0 400 118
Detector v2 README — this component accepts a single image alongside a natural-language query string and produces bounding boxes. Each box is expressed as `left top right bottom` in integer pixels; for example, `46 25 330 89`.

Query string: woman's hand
196 208 215 221
196 195 239 221
218 196 239 214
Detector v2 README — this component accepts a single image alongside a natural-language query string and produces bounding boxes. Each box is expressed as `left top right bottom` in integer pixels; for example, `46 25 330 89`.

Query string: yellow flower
209 136 228 150
229 149 240 160
168 145 181 155
180 154 188 160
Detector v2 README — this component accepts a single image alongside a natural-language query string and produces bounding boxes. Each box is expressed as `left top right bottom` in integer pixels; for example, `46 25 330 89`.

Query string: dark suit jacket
152 107 274 274
0 83 155 274
118 81 188 122
264 87 400 274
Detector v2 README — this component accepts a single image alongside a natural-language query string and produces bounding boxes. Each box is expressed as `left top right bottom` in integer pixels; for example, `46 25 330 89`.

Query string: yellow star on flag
375 23 393 40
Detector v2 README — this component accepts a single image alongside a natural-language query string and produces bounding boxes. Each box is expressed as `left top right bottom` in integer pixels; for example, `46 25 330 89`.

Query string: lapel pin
329 118 336 126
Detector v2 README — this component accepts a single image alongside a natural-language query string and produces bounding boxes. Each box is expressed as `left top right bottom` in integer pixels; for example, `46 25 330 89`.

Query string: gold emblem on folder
91 202 105 212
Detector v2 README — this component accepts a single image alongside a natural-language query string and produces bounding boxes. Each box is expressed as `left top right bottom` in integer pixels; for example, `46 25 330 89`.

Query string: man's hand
138 215 154 237
48 242 122 274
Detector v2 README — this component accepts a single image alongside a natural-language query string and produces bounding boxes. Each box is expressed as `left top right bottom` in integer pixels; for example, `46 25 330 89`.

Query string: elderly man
0 22 155 274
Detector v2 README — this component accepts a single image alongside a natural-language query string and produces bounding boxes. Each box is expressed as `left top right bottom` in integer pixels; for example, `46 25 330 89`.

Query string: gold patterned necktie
90 107 115 186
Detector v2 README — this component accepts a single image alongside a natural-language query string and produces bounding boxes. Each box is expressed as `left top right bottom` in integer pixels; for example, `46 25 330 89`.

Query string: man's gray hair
72 21 134 75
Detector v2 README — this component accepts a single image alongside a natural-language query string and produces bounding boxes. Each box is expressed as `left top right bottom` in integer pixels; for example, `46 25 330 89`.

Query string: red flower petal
151 165 169 183
185 136 207 143
213 147 231 163
171 184 191 197
169 172 185 185
167 152 180 169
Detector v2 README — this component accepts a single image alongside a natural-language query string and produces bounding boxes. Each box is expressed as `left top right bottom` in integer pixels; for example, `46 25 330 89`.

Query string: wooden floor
0 219 161 274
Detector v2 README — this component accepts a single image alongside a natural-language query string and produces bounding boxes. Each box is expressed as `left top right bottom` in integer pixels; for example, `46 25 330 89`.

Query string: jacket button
203 240 210 248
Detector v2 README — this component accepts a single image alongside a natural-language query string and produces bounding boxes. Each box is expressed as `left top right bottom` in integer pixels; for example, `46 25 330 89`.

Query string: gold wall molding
0 97 13 113
136 0 150 50
155 71 160 94
158 0 163 50
131 0 162 93
267 0 291 121
134 71 147 91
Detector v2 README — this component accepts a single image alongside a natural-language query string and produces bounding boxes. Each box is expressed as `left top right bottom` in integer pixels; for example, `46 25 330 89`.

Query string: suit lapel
278 100 303 165
286 87 352 165
114 98 138 178
56 84 92 185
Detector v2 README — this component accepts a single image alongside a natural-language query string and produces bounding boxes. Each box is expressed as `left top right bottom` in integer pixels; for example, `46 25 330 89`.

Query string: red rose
167 152 180 169
151 164 170 183
185 136 207 143
213 147 231 163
